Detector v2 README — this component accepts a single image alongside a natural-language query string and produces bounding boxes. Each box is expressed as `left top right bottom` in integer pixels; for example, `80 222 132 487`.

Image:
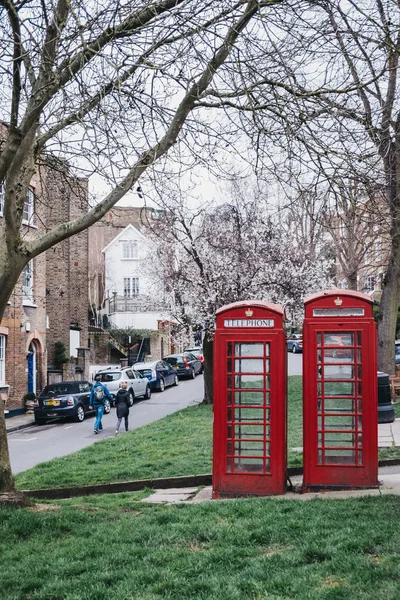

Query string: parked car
33 380 110 425
183 347 205 372
163 352 203 379
134 360 179 391
95 367 151 404
287 334 303 354
396 340 400 365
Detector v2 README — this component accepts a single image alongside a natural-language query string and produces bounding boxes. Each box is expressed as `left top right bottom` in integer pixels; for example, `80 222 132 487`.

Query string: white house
102 224 175 330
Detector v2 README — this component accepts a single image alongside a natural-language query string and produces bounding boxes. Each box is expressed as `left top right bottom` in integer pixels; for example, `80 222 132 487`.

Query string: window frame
22 260 34 303
123 276 139 297
122 240 138 260
0 335 5 384
0 182 4 215
0 183 35 225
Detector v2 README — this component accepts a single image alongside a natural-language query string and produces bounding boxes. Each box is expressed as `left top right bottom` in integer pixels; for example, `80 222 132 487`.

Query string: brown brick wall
1 129 89 410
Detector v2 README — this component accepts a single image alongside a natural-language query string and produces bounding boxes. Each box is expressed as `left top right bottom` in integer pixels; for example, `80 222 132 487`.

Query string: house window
22 261 34 302
0 182 4 215
123 277 139 297
0 335 5 384
364 275 376 292
122 241 138 259
0 183 34 223
23 187 34 224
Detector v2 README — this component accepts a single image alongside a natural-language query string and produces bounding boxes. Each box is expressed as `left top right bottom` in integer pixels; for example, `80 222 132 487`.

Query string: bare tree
0 0 284 504
200 0 400 373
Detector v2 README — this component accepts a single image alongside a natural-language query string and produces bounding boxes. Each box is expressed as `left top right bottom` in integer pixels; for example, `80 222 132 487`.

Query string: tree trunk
202 334 214 404
0 407 33 507
377 147 400 375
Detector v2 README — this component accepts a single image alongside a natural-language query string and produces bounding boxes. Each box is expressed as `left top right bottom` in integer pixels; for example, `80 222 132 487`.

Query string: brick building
0 122 89 414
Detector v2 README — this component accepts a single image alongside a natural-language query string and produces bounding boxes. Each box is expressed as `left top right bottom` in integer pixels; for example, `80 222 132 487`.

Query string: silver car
95 367 151 404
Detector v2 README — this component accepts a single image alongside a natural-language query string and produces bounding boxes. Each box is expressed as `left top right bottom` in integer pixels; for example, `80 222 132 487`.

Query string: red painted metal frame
212 301 287 498
303 291 378 490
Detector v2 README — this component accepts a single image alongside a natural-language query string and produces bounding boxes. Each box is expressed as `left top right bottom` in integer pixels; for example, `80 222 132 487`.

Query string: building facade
0 122 89 414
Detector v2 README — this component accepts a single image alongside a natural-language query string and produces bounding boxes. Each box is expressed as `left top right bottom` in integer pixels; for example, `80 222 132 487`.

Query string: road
8 354 302 474
8 374 205 474
287 351 302 376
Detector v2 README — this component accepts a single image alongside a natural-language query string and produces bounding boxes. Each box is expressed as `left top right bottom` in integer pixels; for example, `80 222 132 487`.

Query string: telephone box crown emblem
245 308 254 317
334 297 343 306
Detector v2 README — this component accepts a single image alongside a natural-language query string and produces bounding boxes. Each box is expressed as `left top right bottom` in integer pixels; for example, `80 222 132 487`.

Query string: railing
108 295 171 314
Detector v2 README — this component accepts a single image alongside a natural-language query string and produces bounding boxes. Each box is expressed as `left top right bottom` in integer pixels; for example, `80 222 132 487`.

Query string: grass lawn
14 376 399 491
1 494 400 599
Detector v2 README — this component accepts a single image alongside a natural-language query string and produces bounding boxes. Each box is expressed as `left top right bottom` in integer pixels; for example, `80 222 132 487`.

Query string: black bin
377 371 395 423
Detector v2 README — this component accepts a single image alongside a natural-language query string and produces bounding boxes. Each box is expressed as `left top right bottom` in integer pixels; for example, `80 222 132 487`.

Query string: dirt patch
28 503 61 512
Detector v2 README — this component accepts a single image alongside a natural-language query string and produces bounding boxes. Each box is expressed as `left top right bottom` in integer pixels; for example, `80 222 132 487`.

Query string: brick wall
42 164 89 378
1 126 90 409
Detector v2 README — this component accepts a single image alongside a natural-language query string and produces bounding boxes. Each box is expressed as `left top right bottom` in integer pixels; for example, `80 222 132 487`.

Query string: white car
95 367 151 404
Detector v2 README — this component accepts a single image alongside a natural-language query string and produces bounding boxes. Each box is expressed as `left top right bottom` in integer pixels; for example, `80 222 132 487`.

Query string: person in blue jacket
89 374 113 434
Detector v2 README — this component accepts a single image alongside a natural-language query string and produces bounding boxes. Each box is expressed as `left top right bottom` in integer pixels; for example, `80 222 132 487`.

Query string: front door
27 343 36 394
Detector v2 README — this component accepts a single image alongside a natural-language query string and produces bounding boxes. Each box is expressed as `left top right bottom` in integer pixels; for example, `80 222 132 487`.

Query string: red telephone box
212 301 287 498
303 290 378 491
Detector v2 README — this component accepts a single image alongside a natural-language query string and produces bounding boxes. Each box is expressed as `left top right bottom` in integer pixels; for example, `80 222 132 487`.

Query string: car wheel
74 405 85 422
158 378 165 392
103 399 111 414
129 390 135 406
174 375 179 386
145 385 151 399
190 368 196 379
34 417 45 425
292 345 297 354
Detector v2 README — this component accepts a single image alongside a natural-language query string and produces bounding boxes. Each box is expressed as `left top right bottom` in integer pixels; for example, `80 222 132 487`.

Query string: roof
101 223 149 253
216 300 285 316
304 289 373 305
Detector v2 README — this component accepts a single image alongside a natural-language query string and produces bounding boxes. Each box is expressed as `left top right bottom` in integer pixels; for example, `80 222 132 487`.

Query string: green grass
1 494 400 599
14 376 399 491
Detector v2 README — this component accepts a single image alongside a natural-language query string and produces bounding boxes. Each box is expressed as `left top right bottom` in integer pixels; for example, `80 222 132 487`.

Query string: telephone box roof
216 300 285 316
304 289 373 305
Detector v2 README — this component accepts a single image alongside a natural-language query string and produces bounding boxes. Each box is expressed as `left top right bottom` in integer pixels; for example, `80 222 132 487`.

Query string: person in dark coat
114 380 130 435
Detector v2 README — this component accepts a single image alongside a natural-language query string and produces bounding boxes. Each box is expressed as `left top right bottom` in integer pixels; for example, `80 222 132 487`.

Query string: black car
163 352 203 379
33 380 111 425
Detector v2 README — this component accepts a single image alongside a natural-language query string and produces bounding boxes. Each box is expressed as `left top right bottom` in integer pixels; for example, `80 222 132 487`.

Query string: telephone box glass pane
234 408 264 422
234 441 264 456
324 450 356 464
235 375 264 388
234 343 264 356
323 365 354 380
324 432 355 447
235 358 263 372
234 391 264 406
324 416 355 430
324 398 355 413
324 382 354 396
233 457 263 472
316 328 363 466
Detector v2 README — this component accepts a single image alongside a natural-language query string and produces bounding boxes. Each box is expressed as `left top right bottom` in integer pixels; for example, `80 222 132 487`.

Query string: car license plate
45 400 59 406
47 413 57 417
173 366 179 370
